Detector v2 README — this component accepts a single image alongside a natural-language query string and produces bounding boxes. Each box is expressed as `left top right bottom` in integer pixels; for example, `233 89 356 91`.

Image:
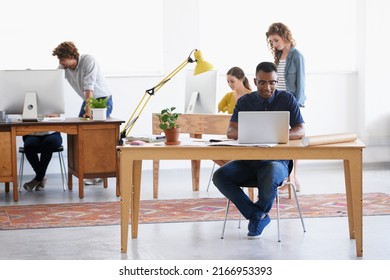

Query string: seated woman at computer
218 66 251 114
23 131 62 191
214 66 251 166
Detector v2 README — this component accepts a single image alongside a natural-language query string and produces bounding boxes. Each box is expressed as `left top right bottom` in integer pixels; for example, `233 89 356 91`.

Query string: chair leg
221 199 231 239
18 153 25 192
276 188 281 242
289 182 306 233
58 151 68 191
206 162 216 192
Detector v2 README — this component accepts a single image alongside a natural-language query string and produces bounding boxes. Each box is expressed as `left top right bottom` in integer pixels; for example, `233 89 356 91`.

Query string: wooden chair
220 160 306 241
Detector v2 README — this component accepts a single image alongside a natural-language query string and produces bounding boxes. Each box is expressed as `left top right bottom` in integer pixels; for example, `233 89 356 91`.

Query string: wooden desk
118 139 366 256
0 118 124 201
152 113 231 198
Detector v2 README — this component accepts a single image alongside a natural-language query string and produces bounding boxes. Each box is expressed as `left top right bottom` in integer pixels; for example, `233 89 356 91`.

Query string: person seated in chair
214 66 251 167
23 131 63 191
212 61 305 238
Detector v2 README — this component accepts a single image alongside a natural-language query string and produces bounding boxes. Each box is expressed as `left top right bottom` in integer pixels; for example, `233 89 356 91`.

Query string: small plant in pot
157 107 181 145
86 97 109 120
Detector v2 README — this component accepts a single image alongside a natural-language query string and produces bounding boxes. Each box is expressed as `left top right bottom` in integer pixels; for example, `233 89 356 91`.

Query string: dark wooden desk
0 118 124 201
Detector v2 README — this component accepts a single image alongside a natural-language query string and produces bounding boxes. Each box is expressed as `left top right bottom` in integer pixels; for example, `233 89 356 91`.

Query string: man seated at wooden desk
212 62 305 238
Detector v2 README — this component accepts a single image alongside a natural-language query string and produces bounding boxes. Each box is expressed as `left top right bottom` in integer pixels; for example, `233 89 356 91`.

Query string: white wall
9 0 390 175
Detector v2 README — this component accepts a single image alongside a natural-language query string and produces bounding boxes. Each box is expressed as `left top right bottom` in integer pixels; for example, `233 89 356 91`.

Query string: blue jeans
79 96 113 117
23 132 63 181
212 160 289 220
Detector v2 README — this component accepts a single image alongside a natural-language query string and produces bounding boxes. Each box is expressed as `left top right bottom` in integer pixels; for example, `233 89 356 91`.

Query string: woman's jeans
212 160 289 220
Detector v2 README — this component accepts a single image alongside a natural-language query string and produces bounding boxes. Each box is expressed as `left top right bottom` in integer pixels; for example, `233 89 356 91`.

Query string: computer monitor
184 69 217 114
0 69 66 119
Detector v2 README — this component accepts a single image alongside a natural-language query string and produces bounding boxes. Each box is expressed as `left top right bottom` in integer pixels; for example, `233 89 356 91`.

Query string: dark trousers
22 132 63 181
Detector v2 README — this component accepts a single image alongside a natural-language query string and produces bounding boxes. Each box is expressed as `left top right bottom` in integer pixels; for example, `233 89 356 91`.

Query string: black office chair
18 146 68 192
220 160 306 242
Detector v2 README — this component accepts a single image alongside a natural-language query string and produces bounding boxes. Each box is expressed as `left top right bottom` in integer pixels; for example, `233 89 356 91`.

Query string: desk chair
220 161 306 242
18 146 68 192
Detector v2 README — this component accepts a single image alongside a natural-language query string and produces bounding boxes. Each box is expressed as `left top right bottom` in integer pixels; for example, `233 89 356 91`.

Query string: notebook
238 111 290 144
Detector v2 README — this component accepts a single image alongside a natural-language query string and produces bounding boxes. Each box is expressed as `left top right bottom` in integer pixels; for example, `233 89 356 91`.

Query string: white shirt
277 60 287 91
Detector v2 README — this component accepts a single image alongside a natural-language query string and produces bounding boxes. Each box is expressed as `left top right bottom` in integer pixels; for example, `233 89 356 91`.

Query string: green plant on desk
157 107 181 145
86 97 109 109
157 107 180 130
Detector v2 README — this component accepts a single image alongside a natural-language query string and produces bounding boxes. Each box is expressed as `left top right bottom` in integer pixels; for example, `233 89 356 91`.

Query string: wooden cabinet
0 127 17 200
0 118 123 201
67 121 121 198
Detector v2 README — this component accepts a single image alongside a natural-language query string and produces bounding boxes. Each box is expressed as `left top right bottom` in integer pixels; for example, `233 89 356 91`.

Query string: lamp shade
193 49 214 75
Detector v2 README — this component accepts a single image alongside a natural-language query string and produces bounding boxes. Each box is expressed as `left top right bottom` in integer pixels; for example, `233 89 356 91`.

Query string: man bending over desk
212 62 305 238
52 41 113 186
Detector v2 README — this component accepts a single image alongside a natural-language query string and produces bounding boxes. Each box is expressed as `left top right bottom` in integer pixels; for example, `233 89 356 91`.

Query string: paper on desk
179 137 209 146
302 133 357 146
42 117 65 122
208 139 276 147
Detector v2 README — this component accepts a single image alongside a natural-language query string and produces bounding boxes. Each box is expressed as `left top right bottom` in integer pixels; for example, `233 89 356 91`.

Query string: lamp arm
119 57 191 144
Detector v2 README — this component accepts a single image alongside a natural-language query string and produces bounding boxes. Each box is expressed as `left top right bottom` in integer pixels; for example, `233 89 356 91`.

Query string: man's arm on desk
227 121 238 140
289 123 305 140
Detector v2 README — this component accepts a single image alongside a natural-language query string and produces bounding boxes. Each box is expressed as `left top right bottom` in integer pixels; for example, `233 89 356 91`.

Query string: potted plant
86 97 109 120
157 107 181 145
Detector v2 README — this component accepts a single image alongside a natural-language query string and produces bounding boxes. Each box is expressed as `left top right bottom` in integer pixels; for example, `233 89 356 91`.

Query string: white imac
0 69 66 121
184 69 217 114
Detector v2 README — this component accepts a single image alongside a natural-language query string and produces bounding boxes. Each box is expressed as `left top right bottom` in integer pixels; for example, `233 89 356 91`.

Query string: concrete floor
1 161 390 261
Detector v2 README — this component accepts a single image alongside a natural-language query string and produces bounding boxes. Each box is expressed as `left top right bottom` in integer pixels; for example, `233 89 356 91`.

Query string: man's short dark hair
256 62 277 74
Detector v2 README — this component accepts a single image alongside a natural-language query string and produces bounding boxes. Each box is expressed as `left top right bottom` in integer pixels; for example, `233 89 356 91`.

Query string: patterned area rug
1 192 389 230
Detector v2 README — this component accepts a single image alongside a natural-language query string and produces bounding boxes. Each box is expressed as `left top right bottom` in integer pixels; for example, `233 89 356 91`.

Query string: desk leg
131 160 142 239
344 152 363 257
68 173 73 190
153 160 159 199
191 160 200 191
190 133 201 192
120 152 132 253
343 160 354 239
78 174 84 198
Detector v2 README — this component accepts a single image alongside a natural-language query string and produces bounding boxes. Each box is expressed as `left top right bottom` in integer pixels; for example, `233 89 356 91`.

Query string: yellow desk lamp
118 49 213 144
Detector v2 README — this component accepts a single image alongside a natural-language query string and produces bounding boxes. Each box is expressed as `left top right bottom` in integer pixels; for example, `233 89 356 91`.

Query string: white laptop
238 111 290 144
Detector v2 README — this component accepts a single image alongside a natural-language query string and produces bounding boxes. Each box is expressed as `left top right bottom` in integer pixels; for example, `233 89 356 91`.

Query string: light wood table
118 139 366 256
0 118 124 201
152 113 231 198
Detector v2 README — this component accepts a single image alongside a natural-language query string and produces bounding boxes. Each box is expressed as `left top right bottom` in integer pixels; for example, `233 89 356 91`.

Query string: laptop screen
238 111 290 144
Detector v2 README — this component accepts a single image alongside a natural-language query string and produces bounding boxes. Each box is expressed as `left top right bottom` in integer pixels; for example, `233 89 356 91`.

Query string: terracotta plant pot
164 127 181 145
